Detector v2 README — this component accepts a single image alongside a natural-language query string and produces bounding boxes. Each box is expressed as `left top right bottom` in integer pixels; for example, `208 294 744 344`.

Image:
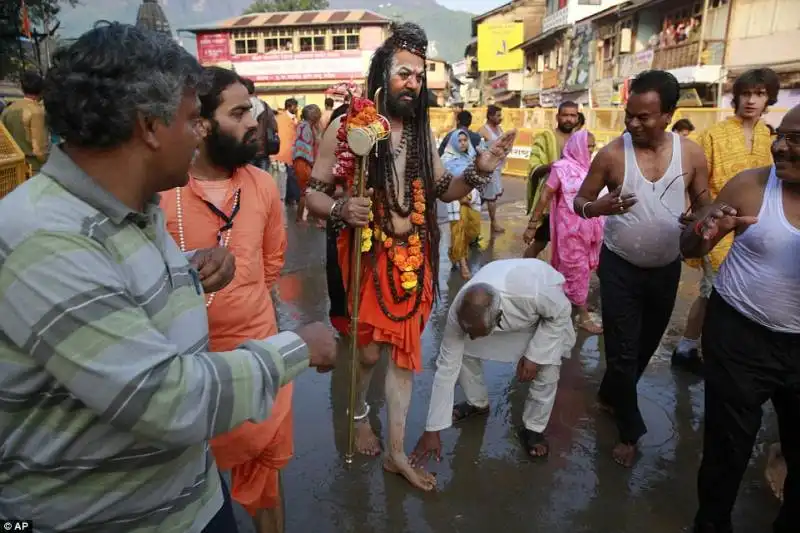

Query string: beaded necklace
175 183 241 308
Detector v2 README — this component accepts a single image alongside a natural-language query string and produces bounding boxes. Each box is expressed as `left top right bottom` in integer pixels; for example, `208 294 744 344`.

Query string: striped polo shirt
0 146 309 532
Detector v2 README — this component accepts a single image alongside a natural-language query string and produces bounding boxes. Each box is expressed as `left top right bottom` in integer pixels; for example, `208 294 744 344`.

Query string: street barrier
430 107 788 177
0 123 27 199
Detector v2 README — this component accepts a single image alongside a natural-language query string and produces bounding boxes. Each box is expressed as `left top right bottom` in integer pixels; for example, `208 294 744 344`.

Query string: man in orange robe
161 66 291 533
305 22 515 491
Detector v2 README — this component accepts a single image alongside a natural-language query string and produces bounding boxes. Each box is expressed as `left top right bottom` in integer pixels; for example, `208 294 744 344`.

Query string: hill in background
55 0 472 63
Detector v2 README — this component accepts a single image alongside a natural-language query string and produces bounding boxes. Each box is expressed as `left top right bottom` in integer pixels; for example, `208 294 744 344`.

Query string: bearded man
523 101 581 257
305 22 515 491
160 67 293 533
0 24 335 533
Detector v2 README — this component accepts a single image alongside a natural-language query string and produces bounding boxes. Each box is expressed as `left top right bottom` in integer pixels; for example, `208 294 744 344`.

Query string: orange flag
20 0 32 38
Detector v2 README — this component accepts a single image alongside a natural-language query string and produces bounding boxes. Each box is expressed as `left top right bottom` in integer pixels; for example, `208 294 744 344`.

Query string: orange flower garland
331 98 427 295
379 179 427 292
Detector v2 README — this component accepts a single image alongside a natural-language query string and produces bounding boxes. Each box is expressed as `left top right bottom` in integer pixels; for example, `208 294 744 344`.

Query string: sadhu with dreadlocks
306 22 515 490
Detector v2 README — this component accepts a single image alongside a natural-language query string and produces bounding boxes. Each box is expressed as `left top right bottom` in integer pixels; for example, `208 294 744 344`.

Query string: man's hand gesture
191 248 236 293
588 186 637 217
694 203 758 241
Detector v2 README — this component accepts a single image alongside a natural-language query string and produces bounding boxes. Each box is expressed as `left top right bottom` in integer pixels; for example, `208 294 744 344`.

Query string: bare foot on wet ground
383 453 437 491
612 442 638 467
355 420 381 456
766 442 786 501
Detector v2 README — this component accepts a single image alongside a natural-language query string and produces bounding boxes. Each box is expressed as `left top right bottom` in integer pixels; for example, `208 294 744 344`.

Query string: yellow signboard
477 22 524 72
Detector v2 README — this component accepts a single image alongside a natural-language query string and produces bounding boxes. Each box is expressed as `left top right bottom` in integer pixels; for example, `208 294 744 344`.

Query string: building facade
427 58 453 106
467 0 549 106
183 10 391 109
723 0 800 110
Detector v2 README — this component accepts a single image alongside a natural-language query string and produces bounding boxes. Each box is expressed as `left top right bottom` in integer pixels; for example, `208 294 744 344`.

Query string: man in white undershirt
410 258 576 463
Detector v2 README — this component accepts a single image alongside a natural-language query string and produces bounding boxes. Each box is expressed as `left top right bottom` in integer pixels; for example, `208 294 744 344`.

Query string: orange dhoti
293 159 312 197
210 383 293 514
335 230 434 372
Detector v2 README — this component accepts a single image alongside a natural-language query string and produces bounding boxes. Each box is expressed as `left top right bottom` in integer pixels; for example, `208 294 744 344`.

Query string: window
428 62 437 72
264 28 293 53
297 27 327 51
232 30 259 55
265 37 293 52
331 26 360 51
299 36 325 51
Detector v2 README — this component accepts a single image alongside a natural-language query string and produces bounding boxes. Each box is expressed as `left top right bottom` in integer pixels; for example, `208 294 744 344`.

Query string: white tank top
485 125 505 178
716 167 800 334
603 133 685 268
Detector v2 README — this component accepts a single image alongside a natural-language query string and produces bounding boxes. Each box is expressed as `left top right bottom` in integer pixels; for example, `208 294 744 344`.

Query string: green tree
0 0 78 79
243 0 330 15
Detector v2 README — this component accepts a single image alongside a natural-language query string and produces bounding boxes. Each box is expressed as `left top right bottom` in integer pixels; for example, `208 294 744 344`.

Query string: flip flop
577 319 603 334
519 428 550 459
452 401 490 424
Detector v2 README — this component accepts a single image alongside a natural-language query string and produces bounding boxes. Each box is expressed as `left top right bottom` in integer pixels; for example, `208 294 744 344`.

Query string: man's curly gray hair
44 22 206 149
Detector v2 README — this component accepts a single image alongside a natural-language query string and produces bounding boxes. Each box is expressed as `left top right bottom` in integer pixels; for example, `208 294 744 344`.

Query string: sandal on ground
519 428 550 458
577 319 603 334
452 401 490 424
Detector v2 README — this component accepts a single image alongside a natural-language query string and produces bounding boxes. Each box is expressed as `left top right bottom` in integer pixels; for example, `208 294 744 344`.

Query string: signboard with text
197 32 231 64
232 50 367 83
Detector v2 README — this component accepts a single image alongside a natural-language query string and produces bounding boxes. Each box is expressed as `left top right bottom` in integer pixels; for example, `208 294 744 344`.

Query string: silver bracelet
581 201 593 219
353 402 370 421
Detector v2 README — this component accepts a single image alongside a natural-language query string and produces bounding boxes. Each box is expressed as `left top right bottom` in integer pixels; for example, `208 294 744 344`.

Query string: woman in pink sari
525 129 604 333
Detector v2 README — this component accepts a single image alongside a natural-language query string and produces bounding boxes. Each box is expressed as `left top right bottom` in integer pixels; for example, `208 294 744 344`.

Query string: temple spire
135 0 173 36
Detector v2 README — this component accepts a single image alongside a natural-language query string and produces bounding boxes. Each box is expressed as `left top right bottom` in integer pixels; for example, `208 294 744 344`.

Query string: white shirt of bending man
413 259 576 463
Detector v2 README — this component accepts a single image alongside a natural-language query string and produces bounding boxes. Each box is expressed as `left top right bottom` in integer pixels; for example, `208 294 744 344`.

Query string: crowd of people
0 18 797 533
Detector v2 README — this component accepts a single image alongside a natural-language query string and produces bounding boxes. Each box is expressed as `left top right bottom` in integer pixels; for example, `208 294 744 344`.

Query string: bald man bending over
411 259 576 464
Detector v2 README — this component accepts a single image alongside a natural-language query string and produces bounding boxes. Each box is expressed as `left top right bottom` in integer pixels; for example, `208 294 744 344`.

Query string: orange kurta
274 111 297 165
336 229 433 372
160 165 291 514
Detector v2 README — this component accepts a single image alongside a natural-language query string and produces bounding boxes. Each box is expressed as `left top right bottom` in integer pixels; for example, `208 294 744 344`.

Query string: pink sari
545 130 605 306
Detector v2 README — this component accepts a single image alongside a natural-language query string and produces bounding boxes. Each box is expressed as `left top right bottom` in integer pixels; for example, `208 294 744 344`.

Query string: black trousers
597 245 681 444
201 474 239 533
695 291 800 533
326 221 348 321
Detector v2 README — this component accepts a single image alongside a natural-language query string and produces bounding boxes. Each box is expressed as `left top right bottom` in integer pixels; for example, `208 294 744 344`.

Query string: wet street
236 177 780 533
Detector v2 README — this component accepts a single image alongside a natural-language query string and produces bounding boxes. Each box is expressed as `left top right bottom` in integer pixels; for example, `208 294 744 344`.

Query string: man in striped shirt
0 23 335 533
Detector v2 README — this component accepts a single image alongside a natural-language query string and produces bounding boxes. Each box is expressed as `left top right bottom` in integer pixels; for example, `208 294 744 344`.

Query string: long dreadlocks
366 22 441 298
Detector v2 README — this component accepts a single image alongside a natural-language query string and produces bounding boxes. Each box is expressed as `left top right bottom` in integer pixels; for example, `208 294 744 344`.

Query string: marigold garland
332 97 427 294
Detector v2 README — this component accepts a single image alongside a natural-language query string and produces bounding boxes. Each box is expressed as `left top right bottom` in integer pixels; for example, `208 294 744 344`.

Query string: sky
436 0 508 14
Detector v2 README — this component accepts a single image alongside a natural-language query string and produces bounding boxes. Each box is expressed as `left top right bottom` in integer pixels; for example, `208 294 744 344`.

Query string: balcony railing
652 39 725 71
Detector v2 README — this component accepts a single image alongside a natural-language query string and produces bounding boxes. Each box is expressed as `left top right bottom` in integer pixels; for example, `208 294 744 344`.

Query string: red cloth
336 230 433 372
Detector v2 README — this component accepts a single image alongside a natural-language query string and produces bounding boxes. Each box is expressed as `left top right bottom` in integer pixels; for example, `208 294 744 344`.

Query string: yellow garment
449 220 466 263
449 203 481 264
462 204 481 247
692 116 773 271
